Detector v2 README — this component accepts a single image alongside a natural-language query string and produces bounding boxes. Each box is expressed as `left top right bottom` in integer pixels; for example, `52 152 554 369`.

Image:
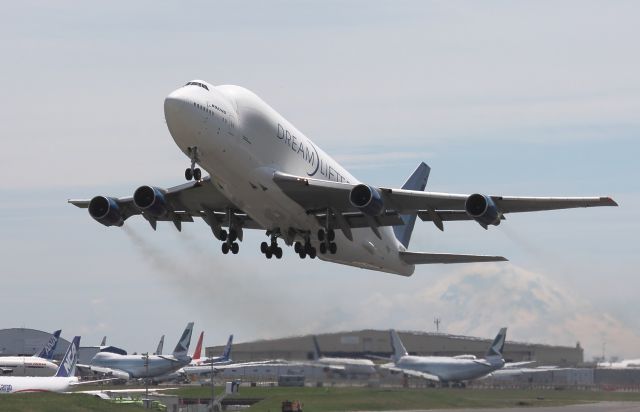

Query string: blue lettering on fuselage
276 123 349 183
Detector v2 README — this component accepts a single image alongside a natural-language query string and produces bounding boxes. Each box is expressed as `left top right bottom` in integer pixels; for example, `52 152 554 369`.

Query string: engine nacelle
349 184 385 216
133 185 168 217
465 193 501 227
88 196 124 227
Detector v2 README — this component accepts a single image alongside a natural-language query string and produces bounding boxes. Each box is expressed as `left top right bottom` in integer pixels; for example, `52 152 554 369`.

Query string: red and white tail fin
192 331 204 361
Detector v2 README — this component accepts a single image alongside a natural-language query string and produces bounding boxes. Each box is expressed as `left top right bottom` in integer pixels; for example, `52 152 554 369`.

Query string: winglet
34 329 61 360
393 162 431 247
55 336 80 377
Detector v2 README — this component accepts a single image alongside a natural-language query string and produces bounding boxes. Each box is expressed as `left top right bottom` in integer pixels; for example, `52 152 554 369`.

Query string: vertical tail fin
155 335 165 355
100 336 107 346
221 334 233 360
34 329 61 360
485 327 507 358
55 336 80 377
393 162 430 248
311 336 322 361
389 330 408 362
192 332 204 361
172 322 194 358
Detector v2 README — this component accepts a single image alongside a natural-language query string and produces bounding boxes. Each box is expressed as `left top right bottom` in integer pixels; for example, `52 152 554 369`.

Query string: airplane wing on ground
272 171 617 232
87 365 131 381
379 364 440 382
68 177 263 235
504 361 538 369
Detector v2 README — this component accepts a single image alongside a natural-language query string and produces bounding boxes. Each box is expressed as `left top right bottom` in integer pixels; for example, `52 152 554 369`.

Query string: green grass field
2 386 640 411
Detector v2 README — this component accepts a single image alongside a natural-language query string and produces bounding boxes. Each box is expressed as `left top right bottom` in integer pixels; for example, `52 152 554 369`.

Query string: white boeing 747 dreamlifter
69 80 617 276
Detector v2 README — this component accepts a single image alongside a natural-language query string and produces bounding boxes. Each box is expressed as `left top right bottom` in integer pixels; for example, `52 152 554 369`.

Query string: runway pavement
368 402 640 412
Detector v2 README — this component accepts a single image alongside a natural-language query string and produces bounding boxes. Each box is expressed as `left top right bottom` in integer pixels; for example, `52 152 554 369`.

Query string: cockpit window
185 81 209 91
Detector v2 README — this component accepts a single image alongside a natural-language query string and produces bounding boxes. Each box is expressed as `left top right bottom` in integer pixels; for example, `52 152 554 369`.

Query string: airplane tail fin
192 332 204 361
390 330 408 362
172 322 194 358
34 329 61 360
485 327 507 358
100 336 106 346
55 336 80 377
311 335 322 361
221 334 233 361
393 162 430 248
155 335 165 355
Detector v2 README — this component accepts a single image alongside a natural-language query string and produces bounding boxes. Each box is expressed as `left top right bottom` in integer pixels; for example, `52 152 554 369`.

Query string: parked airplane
310 335 376 377
0 330 61 377
0 336 81 393
382 328 508 386
87 322 194 380
153 333 233 382
69 80 617 275
597 359 640 368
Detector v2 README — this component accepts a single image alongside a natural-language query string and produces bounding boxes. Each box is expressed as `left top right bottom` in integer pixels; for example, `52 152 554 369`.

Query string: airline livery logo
276 124 350 183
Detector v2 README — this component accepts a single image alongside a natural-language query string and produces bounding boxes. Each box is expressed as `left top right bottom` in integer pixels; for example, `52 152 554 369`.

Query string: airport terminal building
206 329 584 366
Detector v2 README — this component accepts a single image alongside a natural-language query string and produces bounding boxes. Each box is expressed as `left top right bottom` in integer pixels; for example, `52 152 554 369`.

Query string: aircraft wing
504 361 537 368
273 171 617 231
379 364 440 382
69 177 264 234
88 365 131 381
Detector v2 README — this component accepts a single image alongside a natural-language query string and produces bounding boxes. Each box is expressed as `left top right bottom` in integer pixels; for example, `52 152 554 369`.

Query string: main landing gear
185 146 202 181
294 238 316 259
261 233 283 259
317 229 337 255
221 229 239 255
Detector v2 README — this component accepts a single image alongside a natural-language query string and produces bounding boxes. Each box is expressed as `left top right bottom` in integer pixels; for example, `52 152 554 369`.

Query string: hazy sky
1 1 638 360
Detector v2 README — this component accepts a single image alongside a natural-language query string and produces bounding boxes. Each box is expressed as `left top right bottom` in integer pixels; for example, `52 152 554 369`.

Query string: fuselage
395 355 505 382
0 357 58 377
91 352 190 379
0 376 77 394
163 80 414 276
315 357 377 375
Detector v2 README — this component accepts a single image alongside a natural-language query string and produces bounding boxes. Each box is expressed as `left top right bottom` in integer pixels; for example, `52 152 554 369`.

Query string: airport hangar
206 330 584 367
0 328 123 364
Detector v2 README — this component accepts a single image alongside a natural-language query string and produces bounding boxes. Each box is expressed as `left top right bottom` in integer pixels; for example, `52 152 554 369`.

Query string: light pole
143 352 149 409
210 354 215 412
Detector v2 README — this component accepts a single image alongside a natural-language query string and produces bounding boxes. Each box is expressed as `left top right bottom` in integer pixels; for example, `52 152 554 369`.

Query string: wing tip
602 197 619 207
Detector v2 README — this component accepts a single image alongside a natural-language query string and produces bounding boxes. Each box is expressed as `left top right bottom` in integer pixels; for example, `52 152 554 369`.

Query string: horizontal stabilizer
400 251 507 264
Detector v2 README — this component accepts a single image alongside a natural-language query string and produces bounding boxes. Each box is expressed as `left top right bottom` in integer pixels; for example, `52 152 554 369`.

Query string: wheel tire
228 229 237 242
328 229 336 241
294 242 302 253
260 242 268 254
298 251 306 259
185 168 193 181
317 229 325 242
193 168 202 180
309 247 317 259
275 247 283 259
329 242 337 254
231 242 239 254
221 243 229 254
219 230 228 242
265 250 272 259
319 243 327 254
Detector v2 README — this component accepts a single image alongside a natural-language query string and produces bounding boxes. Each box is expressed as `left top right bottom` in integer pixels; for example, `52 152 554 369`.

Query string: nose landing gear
185 146 202 181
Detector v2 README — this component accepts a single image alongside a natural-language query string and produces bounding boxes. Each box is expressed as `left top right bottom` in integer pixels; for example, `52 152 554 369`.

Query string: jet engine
349 184 385 216
465 193 501 227
133 185 168 217
88 196 124 227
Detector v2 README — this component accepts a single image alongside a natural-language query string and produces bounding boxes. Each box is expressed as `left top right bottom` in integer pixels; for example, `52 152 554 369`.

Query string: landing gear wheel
308 247 317 259
319 243 327 254
193 168 202 181
275 247 283 259
265 250 273 259
231 242 239 254
228 229 238 242
260 242 268 254
327 229 336 241
221 243 229 254
219 230 228 242
185 168 193 181
298 250 307 259
294 242 303 253
317 229 325 242
329 242 337 254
